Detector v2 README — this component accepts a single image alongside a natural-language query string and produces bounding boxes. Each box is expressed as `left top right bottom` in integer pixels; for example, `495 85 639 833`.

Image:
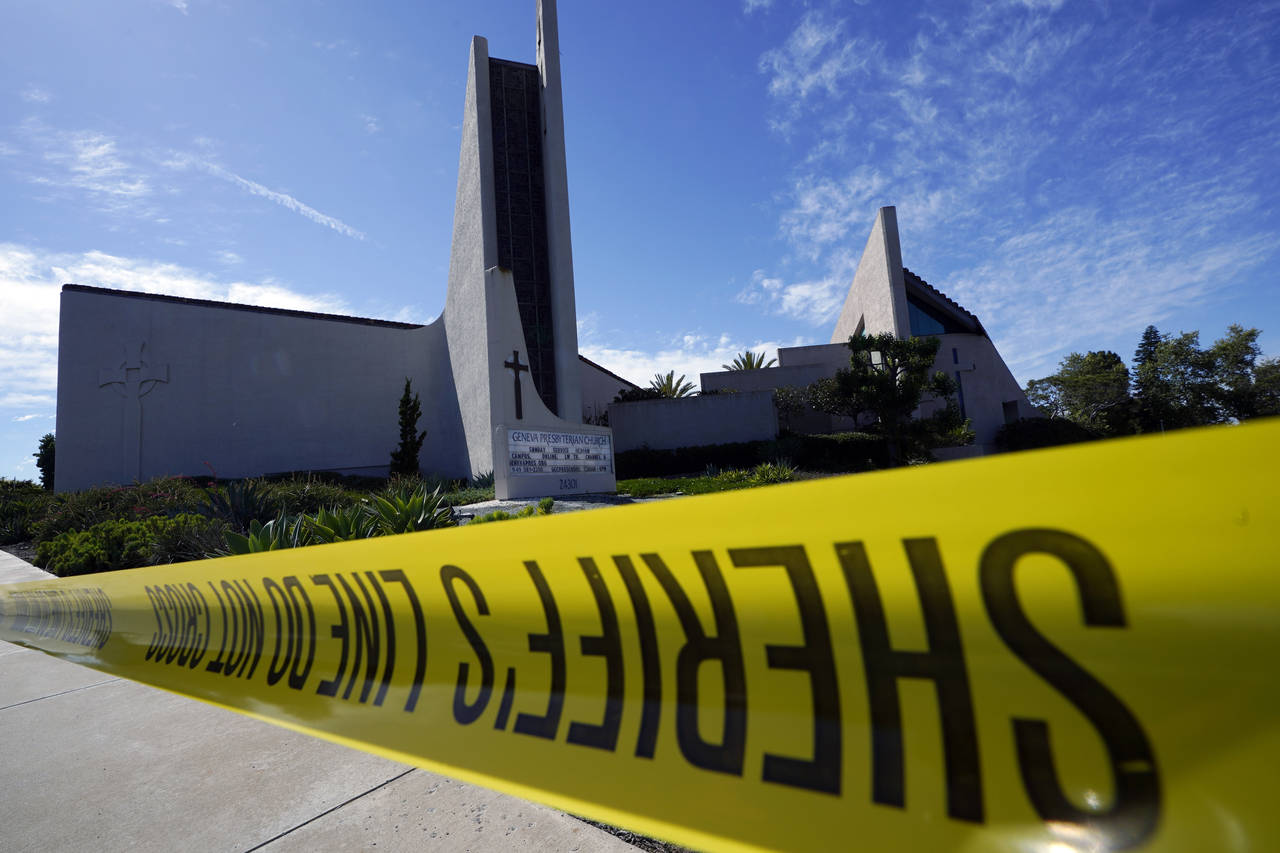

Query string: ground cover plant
468 496 555 524
618 460 797 498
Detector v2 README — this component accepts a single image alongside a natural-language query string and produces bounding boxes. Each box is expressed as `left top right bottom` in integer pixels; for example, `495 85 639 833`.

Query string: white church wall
579 357 636 424
927 333 1040 452
609 391 778 453
54 287 461 492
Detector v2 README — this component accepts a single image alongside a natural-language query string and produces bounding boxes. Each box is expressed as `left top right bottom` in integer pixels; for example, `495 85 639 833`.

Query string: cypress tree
389 378 426 477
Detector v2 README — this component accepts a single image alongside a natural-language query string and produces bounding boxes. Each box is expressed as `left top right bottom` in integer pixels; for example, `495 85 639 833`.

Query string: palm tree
722 350 777 371
649 370 696 398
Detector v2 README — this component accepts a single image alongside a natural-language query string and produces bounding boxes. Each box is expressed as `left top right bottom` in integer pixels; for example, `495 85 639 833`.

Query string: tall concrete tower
442 0 611 497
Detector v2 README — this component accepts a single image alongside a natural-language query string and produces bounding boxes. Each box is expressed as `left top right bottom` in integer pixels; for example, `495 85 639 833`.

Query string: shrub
32 477 207 544
36 513 224 576
749 459 797 485
438 486 496 507
994 417 1100 452
0 478 54 544
262 477 362 516
150 514 229 563
615 432 886 478
200 479 275 533
470 471 495 489
613 386 664 403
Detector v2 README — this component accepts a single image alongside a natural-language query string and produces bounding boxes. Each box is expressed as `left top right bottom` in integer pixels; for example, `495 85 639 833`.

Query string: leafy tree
1209 324 1265 421
1153 332 1219 428
807 333 966 466
1023 351 1134 436
614 386 664 403
649 370 696 398
389 378 426 477
1254 357 1280 417
722 351 777 371
34 433 55 491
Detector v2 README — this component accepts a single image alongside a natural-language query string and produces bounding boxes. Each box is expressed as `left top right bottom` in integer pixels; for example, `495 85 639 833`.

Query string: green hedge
994 418 1100 452
615 432 887 478
35 513 227 577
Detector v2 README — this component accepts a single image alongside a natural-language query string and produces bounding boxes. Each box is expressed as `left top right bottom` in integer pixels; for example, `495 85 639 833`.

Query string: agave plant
722 350 777 371
649 370 696 398
366 482 456 535
202 479 274 533
219 512 312 555
308 505 376 544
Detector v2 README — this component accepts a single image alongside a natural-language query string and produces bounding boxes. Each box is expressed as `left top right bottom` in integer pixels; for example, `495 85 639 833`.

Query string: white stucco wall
609 391 778 453
54 287 464 492
580 358 636 423
697 333 1035 454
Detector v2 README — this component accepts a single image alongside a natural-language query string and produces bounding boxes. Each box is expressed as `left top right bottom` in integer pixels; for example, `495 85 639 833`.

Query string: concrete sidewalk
0 550 633 852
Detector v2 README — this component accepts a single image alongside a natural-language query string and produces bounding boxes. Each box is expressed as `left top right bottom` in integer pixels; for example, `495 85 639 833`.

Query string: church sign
507 428 613 478
495 423 615 499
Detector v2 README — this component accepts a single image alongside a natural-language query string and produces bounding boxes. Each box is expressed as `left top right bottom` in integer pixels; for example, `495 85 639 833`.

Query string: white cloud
11 414 51 422
17 123 156 216
736 268 850 327
579 322 807 393
0 243 357 423
749 0 1280 382
361 114 381 134
166 153 365 240
758 11 881 130
743 0 772 13
20 86 51 103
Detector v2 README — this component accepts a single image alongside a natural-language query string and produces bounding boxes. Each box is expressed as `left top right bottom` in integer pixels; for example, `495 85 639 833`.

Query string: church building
54 1 626 499
53 3 1037 496
611 207 1038 457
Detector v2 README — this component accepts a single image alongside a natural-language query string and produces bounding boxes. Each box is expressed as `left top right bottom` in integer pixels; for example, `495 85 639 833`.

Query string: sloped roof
61 284 426 330
902 268 987 337
578 353 639 390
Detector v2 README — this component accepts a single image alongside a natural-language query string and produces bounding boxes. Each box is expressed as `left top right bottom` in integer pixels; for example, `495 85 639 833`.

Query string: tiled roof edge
901 268 987 336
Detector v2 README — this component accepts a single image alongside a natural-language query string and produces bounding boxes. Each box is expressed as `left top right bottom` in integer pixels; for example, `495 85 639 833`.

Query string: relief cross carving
99 342 168 482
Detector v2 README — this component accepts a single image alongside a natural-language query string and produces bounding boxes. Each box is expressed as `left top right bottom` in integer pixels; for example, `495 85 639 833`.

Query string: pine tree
1132 325 1168 433
389 378 426 478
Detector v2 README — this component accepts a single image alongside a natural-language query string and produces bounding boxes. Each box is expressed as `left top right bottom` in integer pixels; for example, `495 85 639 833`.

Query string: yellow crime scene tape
2 420 1277 852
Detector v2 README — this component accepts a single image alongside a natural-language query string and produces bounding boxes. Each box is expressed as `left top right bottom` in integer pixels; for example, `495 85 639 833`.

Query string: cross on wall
504 350 530 420
98 342 168 483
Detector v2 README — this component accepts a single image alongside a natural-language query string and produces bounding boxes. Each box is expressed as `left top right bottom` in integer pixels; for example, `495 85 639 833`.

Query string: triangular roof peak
829 206 987 342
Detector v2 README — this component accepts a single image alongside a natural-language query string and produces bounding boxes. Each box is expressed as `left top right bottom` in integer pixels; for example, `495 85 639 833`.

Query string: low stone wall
609 391 778 453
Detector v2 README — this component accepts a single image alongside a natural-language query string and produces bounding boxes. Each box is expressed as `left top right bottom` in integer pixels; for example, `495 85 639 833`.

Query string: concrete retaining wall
609 391 778 452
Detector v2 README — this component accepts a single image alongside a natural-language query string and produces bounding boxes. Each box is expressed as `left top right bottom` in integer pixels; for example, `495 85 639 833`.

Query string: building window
952 347 959 365
908 298 946 336
954 372 966 419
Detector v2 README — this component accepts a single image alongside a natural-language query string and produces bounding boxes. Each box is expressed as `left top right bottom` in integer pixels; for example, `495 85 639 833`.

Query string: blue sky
2 0 1277 481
